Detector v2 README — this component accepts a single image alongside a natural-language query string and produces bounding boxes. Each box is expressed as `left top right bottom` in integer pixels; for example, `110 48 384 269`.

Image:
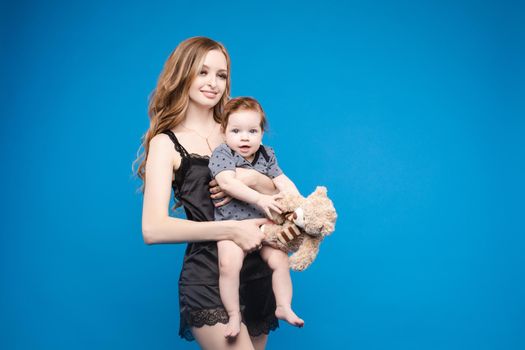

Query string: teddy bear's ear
315 186 328 196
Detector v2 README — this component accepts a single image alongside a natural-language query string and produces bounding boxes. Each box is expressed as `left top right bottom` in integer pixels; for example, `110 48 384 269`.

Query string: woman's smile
201 90 218 99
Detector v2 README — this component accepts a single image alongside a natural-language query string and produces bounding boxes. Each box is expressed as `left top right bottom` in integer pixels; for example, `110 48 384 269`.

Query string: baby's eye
231 128 239 133
249 129 259 134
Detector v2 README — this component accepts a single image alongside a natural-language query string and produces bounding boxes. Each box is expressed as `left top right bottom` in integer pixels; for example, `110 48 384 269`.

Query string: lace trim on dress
187 153 210 161
162 130 211 161
162 130 190 158
188 307 230 327
187 307 278 337
163 130 211 203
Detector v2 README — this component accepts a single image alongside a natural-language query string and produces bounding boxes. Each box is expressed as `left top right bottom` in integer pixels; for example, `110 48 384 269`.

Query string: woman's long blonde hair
133 37 231 188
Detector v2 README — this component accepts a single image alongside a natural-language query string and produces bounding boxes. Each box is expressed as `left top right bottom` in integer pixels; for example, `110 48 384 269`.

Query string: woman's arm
141 134 266 250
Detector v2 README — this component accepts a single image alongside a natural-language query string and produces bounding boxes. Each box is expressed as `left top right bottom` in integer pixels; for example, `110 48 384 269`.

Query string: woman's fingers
209 180 227 200
235 219 267 253
247 221 267 251
211 190 226 199
248 217 273 226
208 179 223 195
214 196 232 207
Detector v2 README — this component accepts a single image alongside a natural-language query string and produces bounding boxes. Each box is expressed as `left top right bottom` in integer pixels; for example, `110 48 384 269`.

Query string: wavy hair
133 37 231 189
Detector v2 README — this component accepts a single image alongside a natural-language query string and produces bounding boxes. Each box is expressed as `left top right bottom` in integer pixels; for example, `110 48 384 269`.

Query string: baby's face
224 110 263 161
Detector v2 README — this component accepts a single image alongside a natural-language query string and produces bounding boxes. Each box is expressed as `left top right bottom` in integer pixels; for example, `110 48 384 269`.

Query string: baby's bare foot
224 312 241 338
275 305 304 327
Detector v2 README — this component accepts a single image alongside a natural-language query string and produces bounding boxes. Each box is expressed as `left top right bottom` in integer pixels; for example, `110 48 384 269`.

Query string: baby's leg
260 246 304 327
218 240 245 338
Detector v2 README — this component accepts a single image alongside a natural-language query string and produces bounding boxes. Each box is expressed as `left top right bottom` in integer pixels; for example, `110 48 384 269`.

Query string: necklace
181 123 216 153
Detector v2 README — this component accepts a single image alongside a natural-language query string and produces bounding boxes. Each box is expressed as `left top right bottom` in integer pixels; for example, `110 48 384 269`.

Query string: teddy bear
260 186 337 271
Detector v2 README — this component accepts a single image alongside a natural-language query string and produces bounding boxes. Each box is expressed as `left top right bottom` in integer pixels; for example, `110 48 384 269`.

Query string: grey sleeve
265 146 283 179
209 144 236 178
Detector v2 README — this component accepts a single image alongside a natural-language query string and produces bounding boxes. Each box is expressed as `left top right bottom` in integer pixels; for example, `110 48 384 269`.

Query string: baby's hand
256 194 283 218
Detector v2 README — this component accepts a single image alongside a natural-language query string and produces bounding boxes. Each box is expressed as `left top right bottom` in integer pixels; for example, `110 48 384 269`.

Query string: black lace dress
162 130 279 341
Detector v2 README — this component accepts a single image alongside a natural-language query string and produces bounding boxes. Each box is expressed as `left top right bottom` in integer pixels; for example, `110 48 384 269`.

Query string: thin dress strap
162 130 190 158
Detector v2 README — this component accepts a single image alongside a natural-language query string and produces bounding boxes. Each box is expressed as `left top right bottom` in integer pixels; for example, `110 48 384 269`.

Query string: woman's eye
218 73 228 79
199 70 207 76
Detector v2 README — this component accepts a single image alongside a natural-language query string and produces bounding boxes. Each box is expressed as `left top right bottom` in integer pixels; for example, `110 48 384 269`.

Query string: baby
209 97 304 338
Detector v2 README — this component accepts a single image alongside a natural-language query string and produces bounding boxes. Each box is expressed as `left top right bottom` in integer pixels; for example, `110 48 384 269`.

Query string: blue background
2 0 524 349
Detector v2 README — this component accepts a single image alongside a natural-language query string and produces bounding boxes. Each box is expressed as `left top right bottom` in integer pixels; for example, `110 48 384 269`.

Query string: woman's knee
192 323 256 350
251 333 268 350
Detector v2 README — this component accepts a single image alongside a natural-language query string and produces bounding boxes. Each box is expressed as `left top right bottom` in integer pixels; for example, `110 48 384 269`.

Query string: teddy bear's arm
289 236 322 271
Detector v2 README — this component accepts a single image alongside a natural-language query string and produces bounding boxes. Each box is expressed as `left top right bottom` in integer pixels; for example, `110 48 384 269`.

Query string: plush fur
261 186 337 271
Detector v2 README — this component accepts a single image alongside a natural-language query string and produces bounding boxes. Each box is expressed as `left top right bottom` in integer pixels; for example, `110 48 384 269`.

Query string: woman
135 37 279 350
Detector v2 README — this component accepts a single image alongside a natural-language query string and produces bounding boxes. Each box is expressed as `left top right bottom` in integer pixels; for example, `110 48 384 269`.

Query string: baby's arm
272 174 301 196
235 168 278 195
264 146 300 196
215 170 283 218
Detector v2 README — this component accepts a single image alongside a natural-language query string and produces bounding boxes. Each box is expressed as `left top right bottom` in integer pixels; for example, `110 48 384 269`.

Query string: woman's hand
230 218 271 253
208 179 232 207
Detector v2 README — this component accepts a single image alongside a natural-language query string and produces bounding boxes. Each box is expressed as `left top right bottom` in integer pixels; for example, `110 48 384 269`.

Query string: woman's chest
176 132 224 157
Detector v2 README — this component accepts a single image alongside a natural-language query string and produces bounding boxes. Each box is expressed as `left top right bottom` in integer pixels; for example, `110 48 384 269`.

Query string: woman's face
188 49 228 109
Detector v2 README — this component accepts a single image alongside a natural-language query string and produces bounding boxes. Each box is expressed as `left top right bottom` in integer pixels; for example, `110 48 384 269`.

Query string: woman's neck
184 103 216 129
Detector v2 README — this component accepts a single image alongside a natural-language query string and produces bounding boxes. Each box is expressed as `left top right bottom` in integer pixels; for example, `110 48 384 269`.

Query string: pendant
205 138 213 153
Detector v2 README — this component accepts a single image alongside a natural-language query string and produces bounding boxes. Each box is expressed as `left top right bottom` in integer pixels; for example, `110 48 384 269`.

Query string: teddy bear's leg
289 236 322 271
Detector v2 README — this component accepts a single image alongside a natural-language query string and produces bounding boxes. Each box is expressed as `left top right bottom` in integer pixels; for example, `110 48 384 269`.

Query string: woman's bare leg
260 247 304 327
218 240 245 338
250 333 268 350
192 323 255 350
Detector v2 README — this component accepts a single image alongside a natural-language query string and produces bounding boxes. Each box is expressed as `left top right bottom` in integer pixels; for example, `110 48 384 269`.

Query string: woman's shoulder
148 133 182 171
150 132 175 149
148 132 181 160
